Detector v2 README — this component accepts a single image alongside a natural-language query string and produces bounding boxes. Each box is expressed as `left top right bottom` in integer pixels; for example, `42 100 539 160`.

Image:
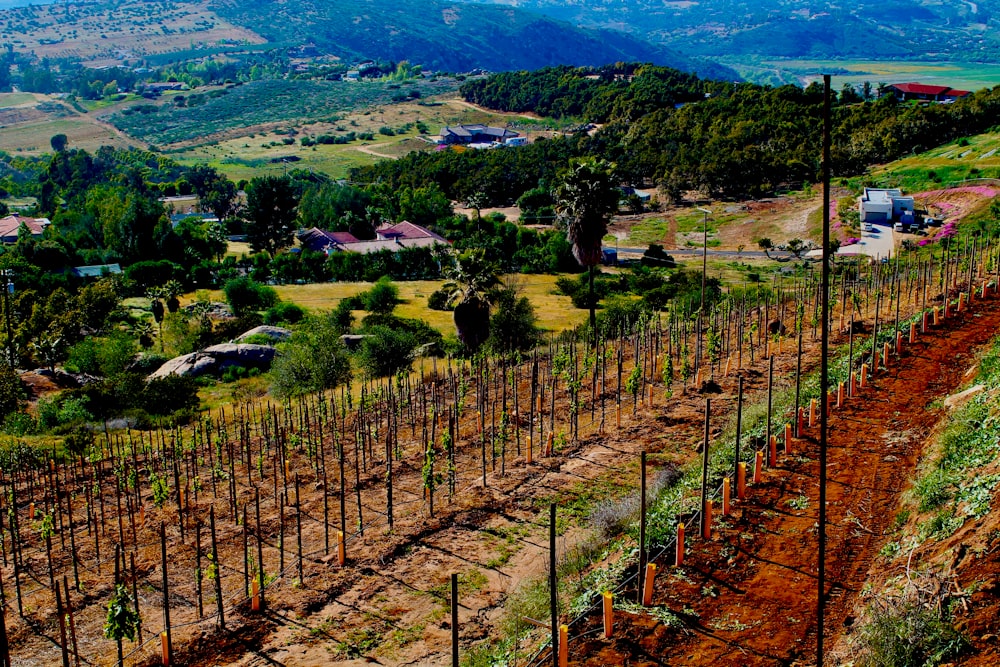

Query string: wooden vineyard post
0 591 9 667
702 500 713 540
210 506 225 630
195 521 203 618
753 451 763 484
641 563 657 606
637 451 647 605
255 488 265 613
722 478 731 516
63 577 79 667
55 583 69 667
737 463 746 500
295 474 304 583
550 504 558 667
558 624 568 667
700 400 711 538
451 573 459 667
160 523 172 666
603 591 613 639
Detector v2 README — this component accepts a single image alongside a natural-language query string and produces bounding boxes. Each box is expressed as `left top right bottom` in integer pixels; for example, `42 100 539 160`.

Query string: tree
243 175 299 256
357 325 419 378
442 249 501 353
223 277 278 317
50 134 68 152
778 238 817 259
487 282 541 356
362 278 400 315
270 316 352 399
553 157 619 342
757 237 774 259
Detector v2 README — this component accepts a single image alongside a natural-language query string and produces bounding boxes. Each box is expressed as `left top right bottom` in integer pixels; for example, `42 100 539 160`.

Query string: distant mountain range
456 0 1000 61
0 0 735 78
207 0 736 77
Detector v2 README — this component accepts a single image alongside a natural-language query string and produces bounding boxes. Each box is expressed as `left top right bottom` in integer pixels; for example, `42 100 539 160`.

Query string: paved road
613 246 795 260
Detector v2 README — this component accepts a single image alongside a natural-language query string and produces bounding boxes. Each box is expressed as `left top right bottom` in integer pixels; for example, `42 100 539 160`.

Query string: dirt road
569 294 1000 666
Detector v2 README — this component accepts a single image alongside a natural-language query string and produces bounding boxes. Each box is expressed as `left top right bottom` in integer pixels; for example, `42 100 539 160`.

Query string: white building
858 188 914 223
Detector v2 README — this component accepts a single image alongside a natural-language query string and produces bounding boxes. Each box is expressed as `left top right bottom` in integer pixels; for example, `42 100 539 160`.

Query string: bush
223 277 279 317
487 287 541 356
269 317 352 399
140 376 200 415
427 288 452 311
853 593 968 666
357 325 419 378
596 298 651 337
0 365 24 423
263 302 306 325
362 278 401 315
66 334 138 376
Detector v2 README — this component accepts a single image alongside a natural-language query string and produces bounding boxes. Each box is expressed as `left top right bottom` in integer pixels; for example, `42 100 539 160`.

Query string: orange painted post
676 523 685 566
559 624 568 667
251 579 260 612
922 310 929 333
161 632 169 666
909 322 916 344
896 331 903 356
737 463 746 499
765 341 771 359
526 437 533 464
642 563 657 605
603 592 614 639
809 398 816 427
850 372 856 397
753 450 763 484
982 282 988 299
337 530 346 566
797 406 805 434
958 292 965 312
884 341 891 367
648 384 654 406
836 382 843 408
695 367 702 388
768 435 777 467
724 356 731 377
943 301 950 320
933 306 940 326
616 404 621 429
860 363 868 388
873 350 880 372
546 432 554 456
784 423 793 455
723 478 731 516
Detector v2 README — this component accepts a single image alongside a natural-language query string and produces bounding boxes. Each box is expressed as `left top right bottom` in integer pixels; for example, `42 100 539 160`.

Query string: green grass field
201 274 587 336
0 92 40 107
867 131 1000 191
727 59 1000 92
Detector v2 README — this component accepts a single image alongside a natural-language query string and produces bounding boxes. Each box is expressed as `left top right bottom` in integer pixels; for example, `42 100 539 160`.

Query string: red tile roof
0 214 50 242
891 82 971 98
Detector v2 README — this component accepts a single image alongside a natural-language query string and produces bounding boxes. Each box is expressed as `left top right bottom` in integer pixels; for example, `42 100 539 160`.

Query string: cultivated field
729 58 1000 91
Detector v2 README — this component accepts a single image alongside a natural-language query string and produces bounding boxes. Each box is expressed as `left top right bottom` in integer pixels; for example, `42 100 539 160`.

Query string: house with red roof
297 221 449 255
887 83 971 103
0 213 51 244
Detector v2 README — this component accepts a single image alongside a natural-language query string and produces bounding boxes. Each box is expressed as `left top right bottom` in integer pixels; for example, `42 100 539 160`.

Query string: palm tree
554 158 620 343
442 249 501 353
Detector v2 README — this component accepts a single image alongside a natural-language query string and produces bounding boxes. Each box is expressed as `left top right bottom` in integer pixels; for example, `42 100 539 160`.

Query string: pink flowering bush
844 237 860 245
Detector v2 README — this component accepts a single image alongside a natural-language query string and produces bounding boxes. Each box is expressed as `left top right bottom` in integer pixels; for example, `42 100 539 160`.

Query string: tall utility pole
818 73 832 667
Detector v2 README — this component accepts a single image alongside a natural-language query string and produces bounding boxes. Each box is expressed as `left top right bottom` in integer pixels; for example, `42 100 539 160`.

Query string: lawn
737 59 1000 92
867 131 1000 191
202 274 587 336
0 92 40 107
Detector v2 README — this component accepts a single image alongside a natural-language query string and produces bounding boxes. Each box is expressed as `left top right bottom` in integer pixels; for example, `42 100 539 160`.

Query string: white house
858 188 914 223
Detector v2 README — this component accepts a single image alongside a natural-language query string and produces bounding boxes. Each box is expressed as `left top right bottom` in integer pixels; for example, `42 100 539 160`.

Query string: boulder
943 384 985 412
149 344 278 379
234 325 292 343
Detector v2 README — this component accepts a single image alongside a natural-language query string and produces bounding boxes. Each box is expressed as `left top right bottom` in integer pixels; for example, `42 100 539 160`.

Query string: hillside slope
207 0 735 76
460 0 1000 61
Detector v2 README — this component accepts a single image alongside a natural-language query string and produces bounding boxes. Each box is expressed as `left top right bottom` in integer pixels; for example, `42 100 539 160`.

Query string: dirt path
353 144 399 160
569 295 1000 666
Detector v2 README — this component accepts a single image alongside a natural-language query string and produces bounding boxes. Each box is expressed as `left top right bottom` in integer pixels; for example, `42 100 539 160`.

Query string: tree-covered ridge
459 64 711 121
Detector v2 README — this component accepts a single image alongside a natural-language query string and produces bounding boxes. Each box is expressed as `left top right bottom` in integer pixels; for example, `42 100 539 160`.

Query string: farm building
858 188 914 223
438 124 520 145
0 213 50 244
298 221 449 255
885 83 971 103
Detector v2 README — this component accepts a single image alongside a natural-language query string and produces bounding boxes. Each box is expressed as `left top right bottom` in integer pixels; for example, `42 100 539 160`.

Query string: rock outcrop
149 344 278 379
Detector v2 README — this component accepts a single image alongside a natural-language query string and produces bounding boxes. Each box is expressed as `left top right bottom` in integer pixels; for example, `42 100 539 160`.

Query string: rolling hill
0 0 736 78
457 0 1000 62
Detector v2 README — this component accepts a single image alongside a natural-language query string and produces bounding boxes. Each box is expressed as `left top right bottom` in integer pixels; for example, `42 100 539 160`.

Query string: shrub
427 288 452 311
362 278 400 315
487 288 541 356
269 317 352 399
140 376 200 415
223 277 279 317
853 592 968 666
357 325 419 378
0 365 24 423
263 302 305 325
